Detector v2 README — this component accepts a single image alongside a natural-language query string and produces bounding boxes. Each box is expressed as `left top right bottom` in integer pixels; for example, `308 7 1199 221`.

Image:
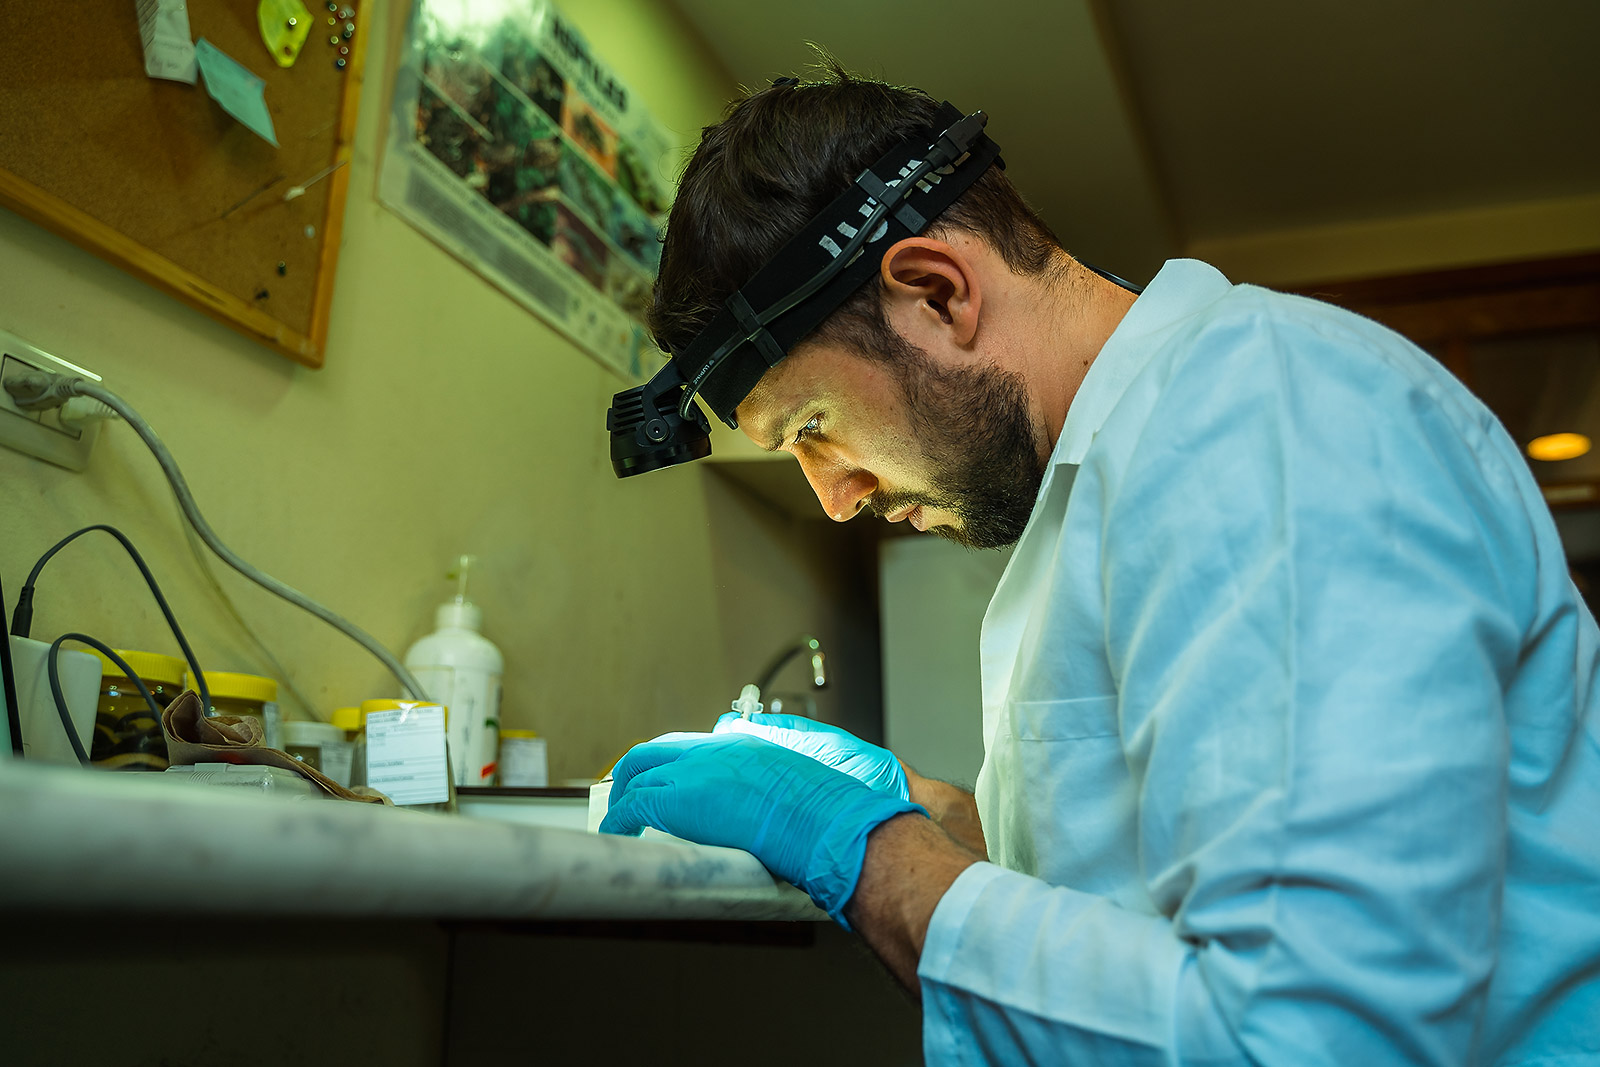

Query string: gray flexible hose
10 373 427 700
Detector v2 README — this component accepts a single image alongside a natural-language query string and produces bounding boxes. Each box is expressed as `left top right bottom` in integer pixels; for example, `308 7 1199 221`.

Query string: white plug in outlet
0 329 104 471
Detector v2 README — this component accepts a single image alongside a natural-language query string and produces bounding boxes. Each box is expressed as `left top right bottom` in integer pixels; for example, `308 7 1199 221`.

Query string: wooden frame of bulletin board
0 2 370 369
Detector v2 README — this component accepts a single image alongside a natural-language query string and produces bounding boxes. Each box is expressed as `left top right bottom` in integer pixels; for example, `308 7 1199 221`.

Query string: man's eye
794 415 822 445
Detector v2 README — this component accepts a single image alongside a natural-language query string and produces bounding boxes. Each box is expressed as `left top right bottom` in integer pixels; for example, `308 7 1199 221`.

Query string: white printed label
365 706 449 805
319 739 354 788
499 736 548 788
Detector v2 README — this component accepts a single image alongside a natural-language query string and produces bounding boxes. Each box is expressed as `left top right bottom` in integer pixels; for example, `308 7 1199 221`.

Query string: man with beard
600 68 1600 1065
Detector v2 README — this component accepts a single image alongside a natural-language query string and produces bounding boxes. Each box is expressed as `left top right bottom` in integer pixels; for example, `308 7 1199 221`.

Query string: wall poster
380 0 673 380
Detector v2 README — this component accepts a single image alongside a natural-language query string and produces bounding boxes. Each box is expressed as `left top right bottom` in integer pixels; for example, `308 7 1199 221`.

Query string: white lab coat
918 260 1600 1065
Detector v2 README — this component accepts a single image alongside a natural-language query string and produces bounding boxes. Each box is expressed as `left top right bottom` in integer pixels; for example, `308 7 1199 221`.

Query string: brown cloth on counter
161 690 390 804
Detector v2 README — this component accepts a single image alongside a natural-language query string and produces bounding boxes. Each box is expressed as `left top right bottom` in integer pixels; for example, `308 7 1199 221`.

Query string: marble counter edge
0 764 824 922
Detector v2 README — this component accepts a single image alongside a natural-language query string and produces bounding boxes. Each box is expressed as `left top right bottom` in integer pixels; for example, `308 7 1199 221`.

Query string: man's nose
798 456 878 522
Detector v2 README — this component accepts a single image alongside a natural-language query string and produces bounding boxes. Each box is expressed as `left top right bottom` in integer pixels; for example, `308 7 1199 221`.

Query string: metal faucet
755 633 828 695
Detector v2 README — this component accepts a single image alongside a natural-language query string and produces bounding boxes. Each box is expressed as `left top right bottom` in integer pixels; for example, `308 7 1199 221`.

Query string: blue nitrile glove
713 712 910 801
599 733 924 925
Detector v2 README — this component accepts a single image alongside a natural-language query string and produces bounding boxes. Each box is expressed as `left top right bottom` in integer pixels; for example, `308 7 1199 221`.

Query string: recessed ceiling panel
669 0 1178 280
1103 0 1600 240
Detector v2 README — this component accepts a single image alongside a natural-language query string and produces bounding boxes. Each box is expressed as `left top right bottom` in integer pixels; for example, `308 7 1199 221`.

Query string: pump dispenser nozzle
437 553 482 631
404 552 504 789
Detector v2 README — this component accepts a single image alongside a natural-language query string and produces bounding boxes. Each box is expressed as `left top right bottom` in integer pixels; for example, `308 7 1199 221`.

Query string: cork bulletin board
0 1 370 368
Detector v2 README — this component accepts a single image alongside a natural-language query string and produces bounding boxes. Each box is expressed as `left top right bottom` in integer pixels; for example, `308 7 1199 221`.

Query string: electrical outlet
0 328 103 471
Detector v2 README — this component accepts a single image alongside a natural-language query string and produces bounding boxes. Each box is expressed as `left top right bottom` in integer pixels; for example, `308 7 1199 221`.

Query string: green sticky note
195 37 278 147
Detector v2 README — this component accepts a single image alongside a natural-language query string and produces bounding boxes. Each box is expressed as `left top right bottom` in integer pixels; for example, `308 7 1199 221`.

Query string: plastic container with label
497 729 548 787
329 706 366 787
282 719 353 787
403 555 503 788
188 670 281 749
89 649 187 771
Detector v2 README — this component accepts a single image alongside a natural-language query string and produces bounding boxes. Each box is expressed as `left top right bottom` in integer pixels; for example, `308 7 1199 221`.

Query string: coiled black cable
10 524 210 714
48 634 161 765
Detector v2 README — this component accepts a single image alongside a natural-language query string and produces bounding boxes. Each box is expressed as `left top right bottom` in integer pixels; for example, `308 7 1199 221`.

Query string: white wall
0 0 873 781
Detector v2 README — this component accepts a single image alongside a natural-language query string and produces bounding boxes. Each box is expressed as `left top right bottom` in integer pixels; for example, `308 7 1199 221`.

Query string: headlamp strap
671 101 1002 427
725 289 787 368
854 169 927 233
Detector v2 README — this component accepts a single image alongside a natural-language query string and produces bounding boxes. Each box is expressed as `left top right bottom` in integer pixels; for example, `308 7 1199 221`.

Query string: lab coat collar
1051 259 1235 468
981 260 1235 694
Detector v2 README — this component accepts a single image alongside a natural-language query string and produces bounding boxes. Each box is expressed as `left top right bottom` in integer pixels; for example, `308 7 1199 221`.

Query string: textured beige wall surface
0 0 863 781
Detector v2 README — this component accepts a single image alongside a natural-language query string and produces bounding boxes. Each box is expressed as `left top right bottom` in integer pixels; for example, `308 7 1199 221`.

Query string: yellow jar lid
499 729 539 739
92 649 186 687
329 706 364 730
360 698 446 724
189 670 279 703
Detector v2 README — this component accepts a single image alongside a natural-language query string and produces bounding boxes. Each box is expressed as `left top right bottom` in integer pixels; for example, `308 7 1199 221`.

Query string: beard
867 350 1047 550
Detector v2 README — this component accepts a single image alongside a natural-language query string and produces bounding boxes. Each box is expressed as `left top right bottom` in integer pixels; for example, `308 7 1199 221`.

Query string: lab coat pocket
984 694 1136 891
1010 694 1120 741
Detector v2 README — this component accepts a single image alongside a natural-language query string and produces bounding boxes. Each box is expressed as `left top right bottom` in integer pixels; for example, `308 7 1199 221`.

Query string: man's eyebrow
761 401 807 453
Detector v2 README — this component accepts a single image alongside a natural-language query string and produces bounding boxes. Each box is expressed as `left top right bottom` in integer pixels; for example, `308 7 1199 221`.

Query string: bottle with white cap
402 555 504 787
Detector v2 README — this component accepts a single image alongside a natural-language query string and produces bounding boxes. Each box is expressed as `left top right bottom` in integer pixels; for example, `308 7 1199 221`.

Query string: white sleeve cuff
920 860 1009 989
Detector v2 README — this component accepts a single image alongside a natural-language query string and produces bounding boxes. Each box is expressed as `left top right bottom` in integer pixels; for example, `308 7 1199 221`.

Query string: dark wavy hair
648 60 1064 367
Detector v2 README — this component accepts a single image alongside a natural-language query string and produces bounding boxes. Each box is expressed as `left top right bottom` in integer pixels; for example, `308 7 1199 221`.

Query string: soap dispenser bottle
403 554 504 787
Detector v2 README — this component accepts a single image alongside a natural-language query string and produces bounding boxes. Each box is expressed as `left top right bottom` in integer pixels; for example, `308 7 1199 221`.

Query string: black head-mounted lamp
606 101 1004 478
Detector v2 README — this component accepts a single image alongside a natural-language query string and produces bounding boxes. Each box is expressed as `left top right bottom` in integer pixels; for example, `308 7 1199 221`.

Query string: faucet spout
755 634 828 694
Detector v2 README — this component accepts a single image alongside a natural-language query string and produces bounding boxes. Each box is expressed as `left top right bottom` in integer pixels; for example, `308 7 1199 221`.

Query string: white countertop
0 762 823 922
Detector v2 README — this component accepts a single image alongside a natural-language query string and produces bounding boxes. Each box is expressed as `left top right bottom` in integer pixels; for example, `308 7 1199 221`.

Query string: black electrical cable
1 571 24 756
10 525 211 713
47 633 160 765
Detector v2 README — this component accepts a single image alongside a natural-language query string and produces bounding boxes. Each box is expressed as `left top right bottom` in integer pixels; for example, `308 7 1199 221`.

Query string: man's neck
1025 257 1140 457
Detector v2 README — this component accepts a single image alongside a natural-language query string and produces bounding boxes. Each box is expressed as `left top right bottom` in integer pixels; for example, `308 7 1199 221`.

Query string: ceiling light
1526 432 1591 462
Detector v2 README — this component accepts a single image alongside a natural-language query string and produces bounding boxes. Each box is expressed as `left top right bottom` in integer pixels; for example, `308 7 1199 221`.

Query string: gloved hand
599 732 924 925
713 712 910 801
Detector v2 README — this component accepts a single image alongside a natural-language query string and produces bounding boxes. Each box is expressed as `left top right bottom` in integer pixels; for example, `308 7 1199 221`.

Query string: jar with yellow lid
89 649 186 771
360 698 452 810
497 729 548 787
282 719 353 787
187 670 281 749
330 706 366 787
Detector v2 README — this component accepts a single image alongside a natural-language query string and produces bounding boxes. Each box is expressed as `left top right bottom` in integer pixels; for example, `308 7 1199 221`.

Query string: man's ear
879 237 981 348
